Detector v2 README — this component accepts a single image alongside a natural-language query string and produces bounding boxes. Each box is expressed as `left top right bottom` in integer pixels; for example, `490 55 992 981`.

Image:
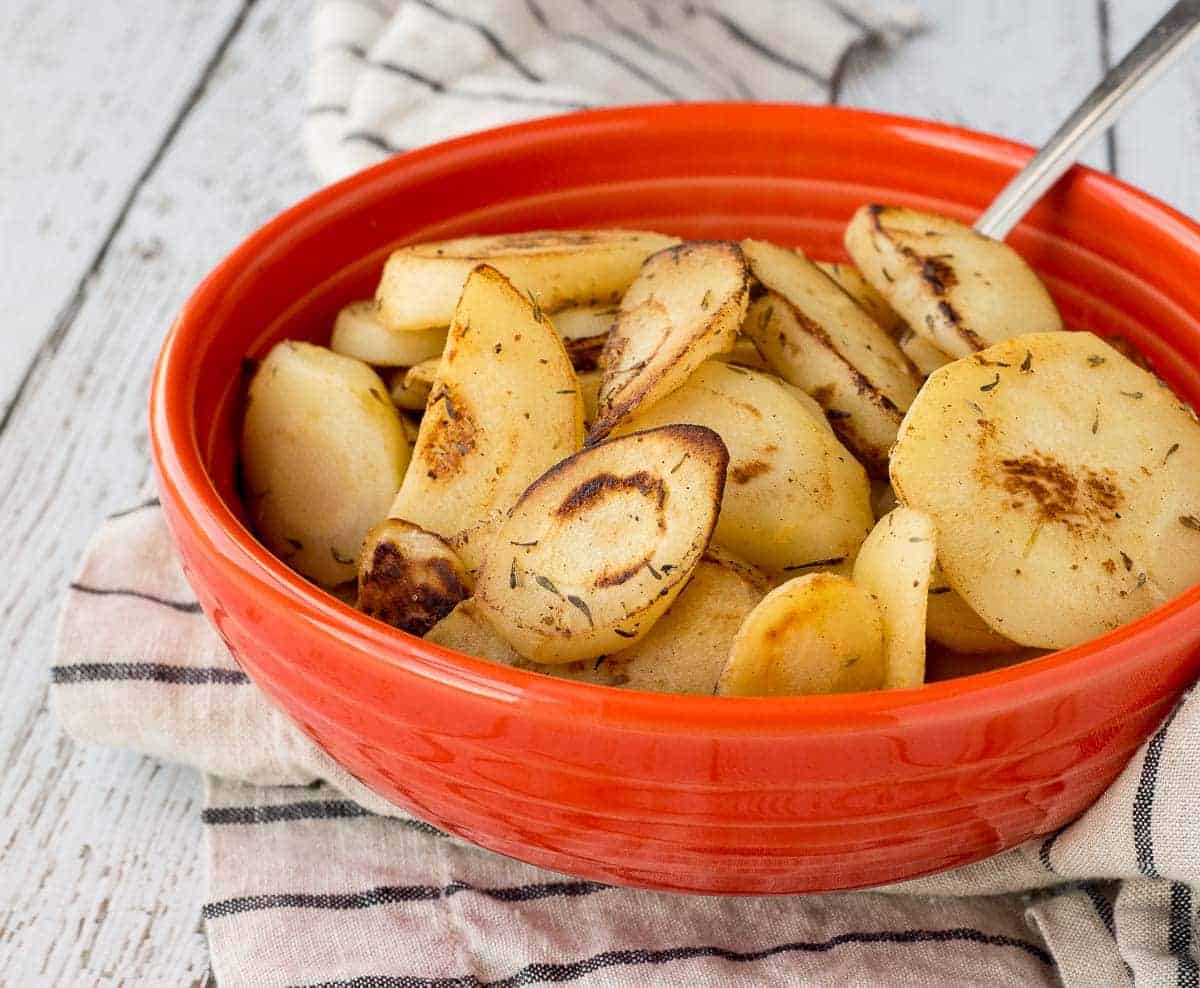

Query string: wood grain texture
0 0 315 982
0 0 245 423
3 0 1197 983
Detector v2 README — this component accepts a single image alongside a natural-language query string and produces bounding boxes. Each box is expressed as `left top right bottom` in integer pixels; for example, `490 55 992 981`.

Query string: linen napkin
51 0 1200 985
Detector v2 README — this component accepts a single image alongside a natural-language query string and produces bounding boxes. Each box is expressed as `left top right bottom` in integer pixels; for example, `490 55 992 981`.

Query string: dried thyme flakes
566 595 594 627
613 628 637 638
534 574 561 597
1087 354 1106 367
1181 515 1200 532
980 373 1001 392
1020 350 1033 373
1164 443 1181 464
509 539 539 547
509 558 519 589
700 289 712 310
1120 391 1145 400
526 289 544 323
669 453 689 474
646 562 662 580
1120 551 1133 572
369 387 389 406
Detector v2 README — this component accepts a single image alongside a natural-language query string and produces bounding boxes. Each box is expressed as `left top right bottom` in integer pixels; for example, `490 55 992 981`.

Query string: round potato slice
613 361 873 575
852 508 937 689
717 572 886 696
330 300 448 367
845 205 1063 359
357 519 473 636
241 341 410 586
591 241 749 439
473 424 729 664
891 331 1200 649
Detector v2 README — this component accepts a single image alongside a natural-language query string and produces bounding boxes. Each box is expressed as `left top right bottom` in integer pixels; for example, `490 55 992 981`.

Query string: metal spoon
974 0 1200 240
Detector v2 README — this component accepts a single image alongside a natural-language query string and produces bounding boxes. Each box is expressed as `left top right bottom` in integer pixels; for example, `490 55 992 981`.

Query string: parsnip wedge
376 229 678 333
740 239 921 473
852 508 937 689
473 424 729 664
845 205 1063 359
590 241 749 439
388 265 583 569
717 572 886 696
330 300 447 366
890 331 1200 649
358 519 472 636
614 361 873 575
241 342 409 586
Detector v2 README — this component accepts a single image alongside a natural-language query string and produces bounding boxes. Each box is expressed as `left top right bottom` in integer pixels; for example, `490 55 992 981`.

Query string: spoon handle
974 0 1200 240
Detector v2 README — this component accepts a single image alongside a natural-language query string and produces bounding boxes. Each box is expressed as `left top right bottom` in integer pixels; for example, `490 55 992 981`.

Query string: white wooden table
2 1 1196 982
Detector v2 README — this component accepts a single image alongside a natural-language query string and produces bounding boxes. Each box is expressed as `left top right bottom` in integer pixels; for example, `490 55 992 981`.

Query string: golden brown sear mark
555 470 666 520
421 386 478 481
997 452 1124 533
358 541 470 637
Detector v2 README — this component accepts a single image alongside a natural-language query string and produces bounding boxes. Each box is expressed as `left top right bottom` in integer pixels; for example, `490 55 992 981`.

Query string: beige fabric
52 502 1200 986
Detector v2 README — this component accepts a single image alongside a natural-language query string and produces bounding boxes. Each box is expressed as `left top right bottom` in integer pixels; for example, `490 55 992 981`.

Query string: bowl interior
169 103 1200 709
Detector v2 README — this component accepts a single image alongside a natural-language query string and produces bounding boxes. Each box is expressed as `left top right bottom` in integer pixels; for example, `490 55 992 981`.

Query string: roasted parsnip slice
926 577 1019 655
712 335 771 371
890 331 1200 649
845 205 1063 358
899 327 952 377
376 229 678 333
816 260 907 337
740 239 920 473
358 519 473 636
590 241 749 439
241 342 410 586
614 361 873 575
388 265 584 569
330 300 447 366
473 424 728 664
852 508 937 689
717 572 886 696
426 598 524 666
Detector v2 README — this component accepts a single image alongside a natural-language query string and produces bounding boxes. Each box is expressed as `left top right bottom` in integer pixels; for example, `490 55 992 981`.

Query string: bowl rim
150 101 1200 734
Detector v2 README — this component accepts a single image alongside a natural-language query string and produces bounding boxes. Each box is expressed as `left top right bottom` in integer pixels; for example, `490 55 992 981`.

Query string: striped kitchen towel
303 0 921 182
53 498 1200 986
49 0 1200 985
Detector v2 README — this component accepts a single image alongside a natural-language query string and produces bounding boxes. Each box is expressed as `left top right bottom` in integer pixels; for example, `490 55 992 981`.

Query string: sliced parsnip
330 300 448 366
712 335 771 371
432 548 768 695
740 239 920 473
926 580 1019 654
613 361 873 575
387 367 432 411
717 572 886 696
552 304 618 370
852 508 937 689
890 331 1200 649
473 424 728 663
590 241 749 439
900 327 952 376
357 519 473 636
376 229 678 333
388 265 583 569
241 342 410 586
816 260 907 337
844 205 1063 359
426 598 524 666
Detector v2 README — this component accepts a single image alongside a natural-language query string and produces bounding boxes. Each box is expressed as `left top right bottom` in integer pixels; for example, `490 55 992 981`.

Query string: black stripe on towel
51 662 249 685
202 800 447 838
1134 691 1191 877
300 928 1056 987
690 6 830 85
203 879 609 919
69 582 201 614
1081 882 1116 938
1170 883 1199 988
368 61 591 109
342 131 406 154
411 0 542 82
1038 826 1066 874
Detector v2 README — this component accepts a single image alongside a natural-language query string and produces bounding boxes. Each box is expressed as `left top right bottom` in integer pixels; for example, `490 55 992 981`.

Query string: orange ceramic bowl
150 104 1200 894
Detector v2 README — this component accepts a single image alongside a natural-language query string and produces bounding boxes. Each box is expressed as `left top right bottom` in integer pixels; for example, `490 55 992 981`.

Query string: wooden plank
837 0 1107 171
0 0 315 981
0 0 244 421
1105 0 1200 219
